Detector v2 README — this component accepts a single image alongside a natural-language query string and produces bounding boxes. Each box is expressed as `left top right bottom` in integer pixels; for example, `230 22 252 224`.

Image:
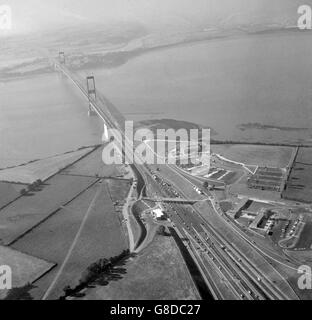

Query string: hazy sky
1 0 310 35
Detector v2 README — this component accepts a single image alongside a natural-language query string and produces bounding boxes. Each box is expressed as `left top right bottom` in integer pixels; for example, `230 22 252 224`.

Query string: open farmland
76 234 200 300
0 148 94 184
283 147 312 203
0 182 26 210
211 144 294 168
295 148 312 165
0 146 133 300
0 246 54 300
62 147 123 178
12 181 129 300
0 174 97 245
293 222 312 250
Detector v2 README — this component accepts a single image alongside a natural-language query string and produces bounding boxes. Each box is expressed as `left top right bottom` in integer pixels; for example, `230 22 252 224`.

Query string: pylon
59 51 65 64
86 76 97 116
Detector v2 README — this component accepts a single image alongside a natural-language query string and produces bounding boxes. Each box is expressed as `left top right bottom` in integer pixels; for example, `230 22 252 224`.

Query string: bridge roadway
142 197 197 205
53 59 298 300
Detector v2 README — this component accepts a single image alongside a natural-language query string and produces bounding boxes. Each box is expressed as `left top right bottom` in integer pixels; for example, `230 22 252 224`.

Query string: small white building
152 208 164 220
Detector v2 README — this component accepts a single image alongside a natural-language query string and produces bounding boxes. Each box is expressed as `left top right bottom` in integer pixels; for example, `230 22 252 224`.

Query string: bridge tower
59 51 66 64
86 76 109 141
86 76 97 116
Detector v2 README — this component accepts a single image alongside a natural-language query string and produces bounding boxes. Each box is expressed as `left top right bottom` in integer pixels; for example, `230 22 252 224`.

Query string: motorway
150 164 299 299
145 168 290 300
172 164 302 270
53 59 299 300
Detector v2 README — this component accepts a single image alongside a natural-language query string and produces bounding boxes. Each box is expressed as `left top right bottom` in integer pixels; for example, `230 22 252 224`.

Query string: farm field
106 179 132 204
12 181 129 300
292 222 312 250
211 144 294 168
76 234 200 300
283 148 312 203
296 147 312 164
0 182 26 210
0 148 94 184
62 147 123 178
0 246 54 299
0 147 133 299
0 174 97 245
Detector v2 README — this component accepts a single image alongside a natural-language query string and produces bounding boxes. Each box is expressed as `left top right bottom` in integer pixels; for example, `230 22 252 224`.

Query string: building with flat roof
152 208 165 220
228 197 250 219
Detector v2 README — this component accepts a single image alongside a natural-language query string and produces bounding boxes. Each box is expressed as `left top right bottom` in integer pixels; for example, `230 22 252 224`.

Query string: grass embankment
131 201 148 249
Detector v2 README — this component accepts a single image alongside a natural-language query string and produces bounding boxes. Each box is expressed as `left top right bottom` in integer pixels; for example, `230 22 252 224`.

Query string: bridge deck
142 197 197 204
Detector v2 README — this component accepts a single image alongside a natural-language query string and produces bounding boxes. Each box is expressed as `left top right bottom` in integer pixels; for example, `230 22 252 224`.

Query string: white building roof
153 208 164 218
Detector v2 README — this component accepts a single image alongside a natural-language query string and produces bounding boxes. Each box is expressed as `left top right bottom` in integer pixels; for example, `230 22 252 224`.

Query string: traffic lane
156 165 298 299
168 210 243 300
147 165 285 300
155 181 252 300
150 175 242 299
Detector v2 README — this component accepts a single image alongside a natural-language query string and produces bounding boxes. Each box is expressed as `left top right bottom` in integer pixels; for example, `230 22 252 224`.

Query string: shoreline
1 26 309 82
